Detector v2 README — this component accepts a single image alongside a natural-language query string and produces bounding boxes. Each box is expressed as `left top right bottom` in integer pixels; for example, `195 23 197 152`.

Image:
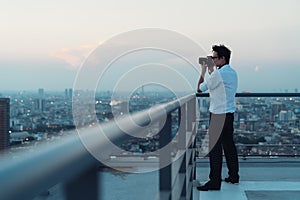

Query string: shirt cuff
199 82 208 92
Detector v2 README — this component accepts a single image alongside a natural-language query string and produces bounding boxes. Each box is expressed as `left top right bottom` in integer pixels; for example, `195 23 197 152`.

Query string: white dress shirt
200 64 238 114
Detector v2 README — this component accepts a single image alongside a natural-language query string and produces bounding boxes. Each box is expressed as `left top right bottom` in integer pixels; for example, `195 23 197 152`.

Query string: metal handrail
196 92 300 97
0 93 196 200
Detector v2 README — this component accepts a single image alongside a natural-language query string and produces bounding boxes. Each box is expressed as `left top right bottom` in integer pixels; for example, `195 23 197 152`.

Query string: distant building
0 98 10 152
270 102 283 121
65 88 73 100
36 88 46 112
246 119 259 131
34 98 46 112
65 89 68 99
239 118 246 130
68 88 73 99
279 110 288 121
279 110 296 121
38 88 44 99
200 98 208 112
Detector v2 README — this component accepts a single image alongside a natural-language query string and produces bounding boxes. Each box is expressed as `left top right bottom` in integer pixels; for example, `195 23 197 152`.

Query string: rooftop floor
32 157 300 200
195 158 300 200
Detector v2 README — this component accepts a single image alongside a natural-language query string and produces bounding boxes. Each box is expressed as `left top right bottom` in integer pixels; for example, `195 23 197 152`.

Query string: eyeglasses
209 56 218 60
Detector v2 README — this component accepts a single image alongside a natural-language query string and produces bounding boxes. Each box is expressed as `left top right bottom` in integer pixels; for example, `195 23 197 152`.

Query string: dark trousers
208 113 239 184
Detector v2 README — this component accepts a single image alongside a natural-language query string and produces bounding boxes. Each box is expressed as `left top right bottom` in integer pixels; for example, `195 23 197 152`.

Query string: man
197 44 239 191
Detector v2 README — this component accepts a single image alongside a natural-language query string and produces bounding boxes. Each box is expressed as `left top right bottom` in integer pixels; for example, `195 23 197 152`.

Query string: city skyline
1 0 299 92
5 89 300 157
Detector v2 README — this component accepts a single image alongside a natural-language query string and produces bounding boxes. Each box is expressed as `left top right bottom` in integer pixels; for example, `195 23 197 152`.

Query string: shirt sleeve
199 81 208 92
205 70 222 90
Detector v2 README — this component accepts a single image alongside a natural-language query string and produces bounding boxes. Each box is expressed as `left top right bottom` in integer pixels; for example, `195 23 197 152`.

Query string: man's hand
207 56 214 68
201 61 207 75
205 57 214 74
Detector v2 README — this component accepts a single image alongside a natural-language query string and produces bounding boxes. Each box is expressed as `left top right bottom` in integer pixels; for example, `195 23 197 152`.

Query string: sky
1 0 300 92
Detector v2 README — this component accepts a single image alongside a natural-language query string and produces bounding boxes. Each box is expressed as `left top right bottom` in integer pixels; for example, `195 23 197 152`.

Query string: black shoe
197 181 221 191
224 176 239 184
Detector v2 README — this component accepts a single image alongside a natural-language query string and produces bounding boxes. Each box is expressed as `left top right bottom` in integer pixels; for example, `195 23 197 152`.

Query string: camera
199 57 208 64
198 56 214 67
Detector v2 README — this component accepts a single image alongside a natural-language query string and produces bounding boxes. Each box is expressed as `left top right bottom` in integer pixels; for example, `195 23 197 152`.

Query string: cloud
50 44 97 70
254 65 260 72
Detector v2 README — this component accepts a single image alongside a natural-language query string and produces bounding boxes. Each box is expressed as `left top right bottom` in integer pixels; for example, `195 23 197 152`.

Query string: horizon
1 88 298 94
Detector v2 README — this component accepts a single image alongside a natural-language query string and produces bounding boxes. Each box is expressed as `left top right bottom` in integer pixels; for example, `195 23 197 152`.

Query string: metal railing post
65 166 99 200
159 113 172 199
187 97 196 132
178 105 187 150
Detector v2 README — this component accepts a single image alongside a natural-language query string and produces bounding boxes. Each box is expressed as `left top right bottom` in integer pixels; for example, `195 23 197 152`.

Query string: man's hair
212 44 231 64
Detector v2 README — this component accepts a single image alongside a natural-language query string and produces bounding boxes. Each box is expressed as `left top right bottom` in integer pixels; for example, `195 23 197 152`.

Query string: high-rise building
68 88 73 99
270 102 283 121
65 88 73 100
36 88 46 112
0 98 10 152
65 88 68 99
38 88 44 99
34 98 46 112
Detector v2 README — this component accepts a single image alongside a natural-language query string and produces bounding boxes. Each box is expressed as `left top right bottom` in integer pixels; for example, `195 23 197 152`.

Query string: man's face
212 51 226 67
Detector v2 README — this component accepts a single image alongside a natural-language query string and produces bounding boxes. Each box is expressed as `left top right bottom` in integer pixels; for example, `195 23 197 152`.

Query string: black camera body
198 57 208 64
198 56 214 67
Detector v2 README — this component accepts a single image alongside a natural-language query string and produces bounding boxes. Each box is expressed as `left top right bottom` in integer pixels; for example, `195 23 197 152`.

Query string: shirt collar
218 64 230 71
